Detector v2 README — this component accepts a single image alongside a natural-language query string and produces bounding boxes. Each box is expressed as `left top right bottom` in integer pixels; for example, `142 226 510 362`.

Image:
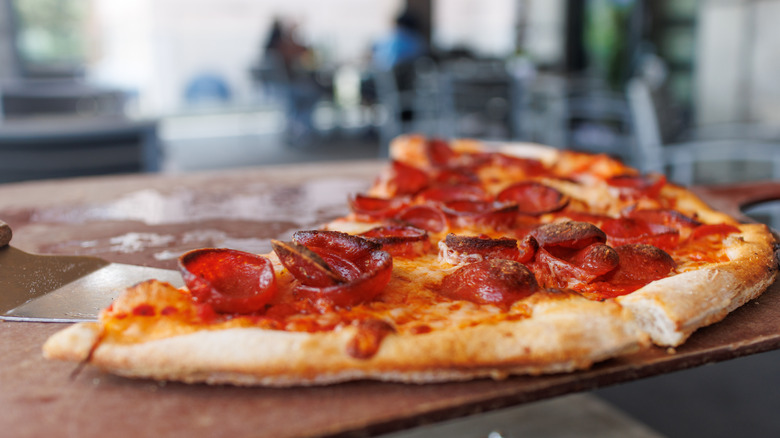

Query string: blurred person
261 18 323 145
371 10 427 71
362 10 428 121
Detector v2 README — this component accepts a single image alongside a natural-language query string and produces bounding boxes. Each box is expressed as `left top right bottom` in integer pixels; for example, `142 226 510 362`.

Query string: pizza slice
43 135 777 386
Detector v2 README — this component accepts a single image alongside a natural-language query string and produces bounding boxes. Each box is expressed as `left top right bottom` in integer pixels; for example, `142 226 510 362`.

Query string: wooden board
1 165 779 438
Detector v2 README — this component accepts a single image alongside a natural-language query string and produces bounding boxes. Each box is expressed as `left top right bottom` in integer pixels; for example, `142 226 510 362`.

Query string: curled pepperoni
415 184 490 203
387 160 429 196
441 233 523 263
396 204 448 233
602 217 679 250
439 259 538 306
349 194 407 220
516 234 540 264
569 243 620 278
441 200 518 230
271 240 346 287
274 231 393 309
179 248 277 314
532 221 607 250
360 225 430 257
533 243 619 288
497 181 569 215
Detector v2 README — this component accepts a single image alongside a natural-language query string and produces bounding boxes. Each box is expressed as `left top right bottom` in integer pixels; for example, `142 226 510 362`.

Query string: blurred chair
0 117 161 184
531 75 636 166
438 59 522 141
373 56 444 156
560 90 635 166
627 77 780 185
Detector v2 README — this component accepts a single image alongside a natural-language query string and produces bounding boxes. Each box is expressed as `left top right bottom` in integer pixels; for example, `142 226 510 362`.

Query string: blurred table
1 163 779 437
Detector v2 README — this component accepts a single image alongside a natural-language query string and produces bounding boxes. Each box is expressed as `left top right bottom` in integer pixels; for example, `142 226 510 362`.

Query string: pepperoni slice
625 208 701 229
569 243 621 278
271 240 346 287
601 217 679 250
441 200 518 230
689 223 740 240
532 221 607 250
552 210 612 228
441 233 524 263
426 138 458 167
274 231 393 309
605 244 676 291
516 234 540 264
606 173 666 199
497 181 569 215
179 248 277 314
491 153 548 177
349 194 407 220
387 160 429 196
415 184 490 203
532 243 619 288
396 204 448 233
360 225 430 257
434 168 481 185
439 259 538 306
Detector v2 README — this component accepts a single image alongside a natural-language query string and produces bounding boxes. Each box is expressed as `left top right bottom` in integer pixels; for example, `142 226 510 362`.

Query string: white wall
87 0 403 115
695 0 780 125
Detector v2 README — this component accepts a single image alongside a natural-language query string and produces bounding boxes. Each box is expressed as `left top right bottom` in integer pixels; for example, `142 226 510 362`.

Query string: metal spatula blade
0 220 183 322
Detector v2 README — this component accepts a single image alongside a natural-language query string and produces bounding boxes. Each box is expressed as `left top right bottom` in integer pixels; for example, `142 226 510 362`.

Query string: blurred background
1 0 779 186
1 1 780 437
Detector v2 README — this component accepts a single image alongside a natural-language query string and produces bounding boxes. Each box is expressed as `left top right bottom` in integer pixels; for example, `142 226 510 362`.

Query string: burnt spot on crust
346 319 396 360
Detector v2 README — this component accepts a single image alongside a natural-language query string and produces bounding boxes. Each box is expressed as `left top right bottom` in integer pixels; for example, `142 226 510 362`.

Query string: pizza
43 135 778 386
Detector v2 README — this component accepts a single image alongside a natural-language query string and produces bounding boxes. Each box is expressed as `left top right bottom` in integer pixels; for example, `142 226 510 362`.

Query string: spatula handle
0 220 11 247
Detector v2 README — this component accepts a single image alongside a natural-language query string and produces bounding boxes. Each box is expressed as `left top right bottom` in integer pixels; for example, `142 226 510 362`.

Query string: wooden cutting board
1 164 779 438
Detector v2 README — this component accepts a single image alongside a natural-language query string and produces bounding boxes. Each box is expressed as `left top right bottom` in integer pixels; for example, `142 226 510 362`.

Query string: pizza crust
617 223 778 346
43 284 645 386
